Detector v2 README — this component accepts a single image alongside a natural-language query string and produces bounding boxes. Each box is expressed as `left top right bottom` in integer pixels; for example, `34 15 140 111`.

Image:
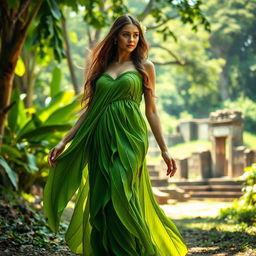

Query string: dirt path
160 201 256 256
1 192 255 256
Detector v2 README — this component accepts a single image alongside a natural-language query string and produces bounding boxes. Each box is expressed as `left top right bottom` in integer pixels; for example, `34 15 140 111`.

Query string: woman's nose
129 36 134 42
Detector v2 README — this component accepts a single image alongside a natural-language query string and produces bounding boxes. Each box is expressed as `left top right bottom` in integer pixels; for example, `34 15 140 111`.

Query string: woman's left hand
161 151 177 177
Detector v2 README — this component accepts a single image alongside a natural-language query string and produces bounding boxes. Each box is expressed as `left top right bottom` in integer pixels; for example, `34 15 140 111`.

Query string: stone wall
178 119 210 143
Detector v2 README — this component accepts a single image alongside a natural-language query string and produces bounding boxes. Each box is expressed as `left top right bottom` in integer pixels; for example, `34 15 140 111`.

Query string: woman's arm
143 60 177 177
60 108 88 145
48 108 88 167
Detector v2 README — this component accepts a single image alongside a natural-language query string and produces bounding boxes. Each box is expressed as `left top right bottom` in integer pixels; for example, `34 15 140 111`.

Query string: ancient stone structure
147 109 256 202
174 109 255 179
178 119 209 142
209 109 244 177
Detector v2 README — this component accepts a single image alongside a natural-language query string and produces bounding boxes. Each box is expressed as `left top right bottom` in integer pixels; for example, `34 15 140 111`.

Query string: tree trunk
219 67 230 101
0 33 26 145
0 0 43 145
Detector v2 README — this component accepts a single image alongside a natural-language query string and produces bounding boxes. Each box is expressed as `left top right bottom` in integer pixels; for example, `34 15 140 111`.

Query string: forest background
0 1 255 255
0 0 255 196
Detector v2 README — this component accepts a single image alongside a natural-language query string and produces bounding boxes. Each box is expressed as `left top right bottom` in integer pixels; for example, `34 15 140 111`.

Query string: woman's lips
127 45 134 48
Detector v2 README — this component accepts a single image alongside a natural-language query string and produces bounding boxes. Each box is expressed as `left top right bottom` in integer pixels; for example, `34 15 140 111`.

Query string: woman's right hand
48 141 66 167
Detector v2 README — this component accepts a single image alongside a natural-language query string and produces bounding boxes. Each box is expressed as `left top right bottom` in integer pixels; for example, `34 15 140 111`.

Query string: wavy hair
81 14 154 111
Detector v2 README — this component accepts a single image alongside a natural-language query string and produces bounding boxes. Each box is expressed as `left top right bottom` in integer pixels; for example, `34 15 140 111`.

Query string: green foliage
0 88 81 192
50 66 62 97
0 156 18 190
0 187 71 254
138 0 210 41
30 0 210 63
205 0 256 100
223 96 256 133
219 205 256 226
149 18 224 117
244 132 256 150
240 164 256 208
33 0 66 62
218 164 256 226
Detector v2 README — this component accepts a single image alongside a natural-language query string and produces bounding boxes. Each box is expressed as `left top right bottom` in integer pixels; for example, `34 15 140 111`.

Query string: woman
44 14 188 256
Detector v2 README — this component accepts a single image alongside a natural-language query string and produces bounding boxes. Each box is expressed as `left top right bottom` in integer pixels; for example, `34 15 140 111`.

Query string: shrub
218 163 256 226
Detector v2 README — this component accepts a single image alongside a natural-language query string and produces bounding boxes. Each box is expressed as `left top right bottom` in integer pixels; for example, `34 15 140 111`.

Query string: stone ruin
174 109 255 179
147 109 256 203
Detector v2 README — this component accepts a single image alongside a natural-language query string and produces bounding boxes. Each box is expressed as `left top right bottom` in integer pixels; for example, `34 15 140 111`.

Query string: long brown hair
81 14 154 111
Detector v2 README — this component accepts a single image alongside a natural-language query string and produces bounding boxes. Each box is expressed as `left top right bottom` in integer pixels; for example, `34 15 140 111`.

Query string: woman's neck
115 51 132 63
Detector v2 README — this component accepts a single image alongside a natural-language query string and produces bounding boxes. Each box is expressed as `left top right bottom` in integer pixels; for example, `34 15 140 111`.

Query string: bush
219 203 256 226
218 163 256 226
0 89 81 192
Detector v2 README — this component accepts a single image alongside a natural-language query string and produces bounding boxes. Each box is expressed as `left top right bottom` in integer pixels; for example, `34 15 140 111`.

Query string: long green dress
43 70 188 256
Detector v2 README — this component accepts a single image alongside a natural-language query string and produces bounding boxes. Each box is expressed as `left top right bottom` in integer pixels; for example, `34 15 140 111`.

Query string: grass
168 140 211 159
146 140 211 165
244 131 256 150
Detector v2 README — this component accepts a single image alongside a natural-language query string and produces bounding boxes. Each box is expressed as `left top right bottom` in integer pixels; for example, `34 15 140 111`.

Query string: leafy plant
0 187 72 254
218 163 256 226
0 88 81 192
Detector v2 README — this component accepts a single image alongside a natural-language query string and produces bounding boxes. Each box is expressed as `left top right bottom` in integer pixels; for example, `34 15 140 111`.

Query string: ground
0 191 255 256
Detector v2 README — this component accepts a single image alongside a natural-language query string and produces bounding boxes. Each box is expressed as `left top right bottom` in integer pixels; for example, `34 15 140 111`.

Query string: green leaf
46 0 62 19
38 91 75 122
44 95 81 125
19 124 72 140
14 56 25 77
8 88 20 132
0 144 22 159
32 113 43 128
25 152 39 173
17 95 28 128
0 156 18 190
16 120 34 142
50 66 62 97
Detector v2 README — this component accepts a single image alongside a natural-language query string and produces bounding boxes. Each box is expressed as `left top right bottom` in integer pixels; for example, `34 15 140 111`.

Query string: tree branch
86 23 93 47
138 0 154 21
23 0 44 32
147 14 179 30
151 43 184 63
152 60 184 66
13 0 31 24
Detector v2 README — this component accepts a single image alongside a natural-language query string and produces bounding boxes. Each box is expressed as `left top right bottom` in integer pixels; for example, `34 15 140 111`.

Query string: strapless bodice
95 70 143 106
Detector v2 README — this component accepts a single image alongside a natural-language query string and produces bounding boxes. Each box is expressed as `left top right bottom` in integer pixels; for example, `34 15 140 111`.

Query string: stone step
180 184 242 192
179 185 210 191
147 164 158 172
210 185 242 191
159 186 190 202
149 170 159 177
190 197 239 201
169 180 208 186
189 191 243 198
206 178 244 186
150 178 168 187
152 188 169 204
169 178 244 187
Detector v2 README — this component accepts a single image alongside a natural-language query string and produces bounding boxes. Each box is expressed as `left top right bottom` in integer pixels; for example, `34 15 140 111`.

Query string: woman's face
116 24 140 53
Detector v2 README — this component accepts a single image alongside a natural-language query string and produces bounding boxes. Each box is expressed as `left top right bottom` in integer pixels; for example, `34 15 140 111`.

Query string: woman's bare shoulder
142 59 155 75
